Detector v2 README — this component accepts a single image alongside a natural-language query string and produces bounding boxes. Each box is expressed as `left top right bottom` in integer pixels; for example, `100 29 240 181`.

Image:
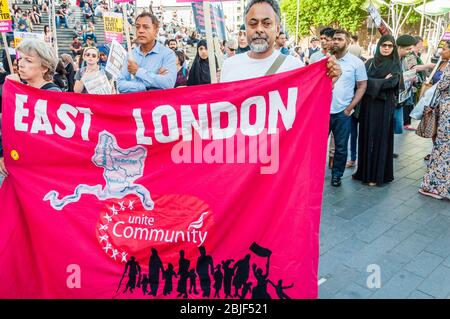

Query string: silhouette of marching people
241 281 253 299
232 254 251 298
116 243 294 299
177 250 190 298
141 274 149 295
213 265 223 298
196 246 214 298
221 259 235 298
251 255 271 299
163 263 177 296
118 256 141 294
268 279 294 299
148 248 164 296
188 269 199 295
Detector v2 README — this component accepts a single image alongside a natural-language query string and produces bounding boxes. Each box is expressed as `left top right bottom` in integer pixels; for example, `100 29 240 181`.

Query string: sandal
403 125 416 131
418 189 443 200
346 161 355 168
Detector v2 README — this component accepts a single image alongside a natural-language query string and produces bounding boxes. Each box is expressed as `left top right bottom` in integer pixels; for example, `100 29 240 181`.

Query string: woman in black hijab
353 34 402 186
187 40 216 86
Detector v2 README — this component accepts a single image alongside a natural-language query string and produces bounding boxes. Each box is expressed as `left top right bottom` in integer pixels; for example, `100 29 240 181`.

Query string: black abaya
353 59 400 185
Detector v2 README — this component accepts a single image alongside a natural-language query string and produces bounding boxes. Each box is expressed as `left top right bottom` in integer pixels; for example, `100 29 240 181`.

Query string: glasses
84 53 97 58
381 44 394 49
228 48 236 51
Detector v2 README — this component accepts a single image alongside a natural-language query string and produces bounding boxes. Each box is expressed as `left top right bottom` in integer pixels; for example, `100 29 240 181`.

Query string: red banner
0 61 331 298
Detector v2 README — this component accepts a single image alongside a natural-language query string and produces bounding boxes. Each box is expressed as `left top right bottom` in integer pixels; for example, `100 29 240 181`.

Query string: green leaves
281 0 424 40
281 0 368 38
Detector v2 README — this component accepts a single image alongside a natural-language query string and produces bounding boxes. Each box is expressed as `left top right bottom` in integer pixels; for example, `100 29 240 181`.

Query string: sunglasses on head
381 43 394 48
84 52 97 58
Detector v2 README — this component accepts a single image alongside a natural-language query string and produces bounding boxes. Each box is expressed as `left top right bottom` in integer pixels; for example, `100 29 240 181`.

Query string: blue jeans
394 107 404 134
329 111 352 179
56 16 68 28
83 33 97 43
83 14 95 24
350 115 358 162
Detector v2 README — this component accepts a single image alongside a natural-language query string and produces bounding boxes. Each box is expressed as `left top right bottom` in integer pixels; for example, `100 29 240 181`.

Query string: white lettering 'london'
133 88 298 145
13 87 298 145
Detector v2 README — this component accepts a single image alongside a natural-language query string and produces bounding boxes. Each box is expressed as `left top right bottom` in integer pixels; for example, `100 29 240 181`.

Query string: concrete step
12 4 125 55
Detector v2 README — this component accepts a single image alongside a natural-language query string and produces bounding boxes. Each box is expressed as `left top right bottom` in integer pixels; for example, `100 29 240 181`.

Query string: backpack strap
265 53 287 76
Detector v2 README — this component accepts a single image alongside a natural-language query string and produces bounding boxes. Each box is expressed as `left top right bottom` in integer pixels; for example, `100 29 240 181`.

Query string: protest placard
105 39 127 79
103 12 124 44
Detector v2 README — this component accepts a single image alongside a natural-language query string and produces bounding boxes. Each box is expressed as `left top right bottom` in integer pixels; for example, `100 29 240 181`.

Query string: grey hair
17 39 57 81
244 0 281 23
60 53 74 64
225 39 238 49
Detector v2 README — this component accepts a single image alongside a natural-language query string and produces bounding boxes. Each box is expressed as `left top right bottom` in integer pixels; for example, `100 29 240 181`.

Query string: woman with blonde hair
74 46 114 94
7 39 60 91
1 39 61 176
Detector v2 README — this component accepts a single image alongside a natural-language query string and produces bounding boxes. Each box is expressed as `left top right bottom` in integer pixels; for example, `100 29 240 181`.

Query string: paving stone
391 185 424 201
318 264 359 297
333 282 374 299
415 223 445 239
390 233 434 259
384 218 421 241
371 270 424 299
355 220 394 243
371 251 412 285
325 236 367 263
402 193 432 208
424 233 450 258
403 251 444 278
417 265 450 298
407 207 439 225
408 290 435 299
344 235 402 269
442 256 450 268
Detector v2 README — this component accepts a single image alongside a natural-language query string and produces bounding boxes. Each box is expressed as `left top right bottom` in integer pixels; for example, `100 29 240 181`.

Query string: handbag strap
265 53 287 76
428 87 441 110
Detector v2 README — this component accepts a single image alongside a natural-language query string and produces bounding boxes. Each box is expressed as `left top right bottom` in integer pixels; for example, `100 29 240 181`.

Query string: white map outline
44 130 154 211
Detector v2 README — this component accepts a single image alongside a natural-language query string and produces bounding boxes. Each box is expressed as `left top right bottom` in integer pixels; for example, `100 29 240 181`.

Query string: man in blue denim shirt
117 12 177 93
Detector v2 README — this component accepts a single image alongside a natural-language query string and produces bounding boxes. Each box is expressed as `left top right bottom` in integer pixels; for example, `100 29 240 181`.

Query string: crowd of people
0 0 449 203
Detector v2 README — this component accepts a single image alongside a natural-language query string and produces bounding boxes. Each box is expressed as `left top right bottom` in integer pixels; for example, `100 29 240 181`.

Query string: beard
331 45 347 55
250 34 270 53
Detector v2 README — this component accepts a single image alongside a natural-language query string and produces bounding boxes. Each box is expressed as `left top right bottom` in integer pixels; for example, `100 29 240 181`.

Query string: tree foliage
281 0 367 38
280 0 422 39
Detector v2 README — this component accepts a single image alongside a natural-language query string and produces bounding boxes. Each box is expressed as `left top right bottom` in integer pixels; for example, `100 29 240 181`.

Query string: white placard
105 39 127 79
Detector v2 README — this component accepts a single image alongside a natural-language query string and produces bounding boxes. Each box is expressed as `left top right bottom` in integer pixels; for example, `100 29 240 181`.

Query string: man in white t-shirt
221 0 341 83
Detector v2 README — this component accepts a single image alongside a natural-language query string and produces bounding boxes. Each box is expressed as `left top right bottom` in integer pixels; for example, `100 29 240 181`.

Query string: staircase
11 2 112 55
54 6 107 55
10 2 50 35
56 7 109 55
